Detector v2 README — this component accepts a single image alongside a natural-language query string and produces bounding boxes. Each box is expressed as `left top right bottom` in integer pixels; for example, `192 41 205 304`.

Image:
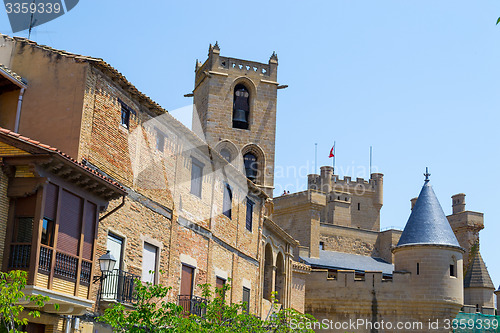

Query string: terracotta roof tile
0 64 26 86
0 126 125 193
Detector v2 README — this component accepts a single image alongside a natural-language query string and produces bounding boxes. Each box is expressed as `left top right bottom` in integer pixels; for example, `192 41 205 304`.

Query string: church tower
191 42 279 196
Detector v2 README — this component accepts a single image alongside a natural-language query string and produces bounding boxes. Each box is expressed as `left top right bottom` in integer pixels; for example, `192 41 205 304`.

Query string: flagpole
314 143 317 174
370 146 372 175
333 141 336 174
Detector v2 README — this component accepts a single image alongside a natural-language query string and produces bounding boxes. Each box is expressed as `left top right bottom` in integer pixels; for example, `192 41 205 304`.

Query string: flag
329 145 335 158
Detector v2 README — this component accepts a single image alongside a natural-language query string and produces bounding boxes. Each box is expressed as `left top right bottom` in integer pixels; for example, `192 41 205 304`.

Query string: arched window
220 148 231 163
275 252 285 304
263 244 273 301
233 84 249 129
243 153 258 182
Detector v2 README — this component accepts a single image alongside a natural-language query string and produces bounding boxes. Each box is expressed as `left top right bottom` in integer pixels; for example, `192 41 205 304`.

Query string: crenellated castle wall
304 268 463 333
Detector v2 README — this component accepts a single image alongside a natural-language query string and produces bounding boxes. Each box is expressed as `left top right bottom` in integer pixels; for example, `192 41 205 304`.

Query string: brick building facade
0 34 304 332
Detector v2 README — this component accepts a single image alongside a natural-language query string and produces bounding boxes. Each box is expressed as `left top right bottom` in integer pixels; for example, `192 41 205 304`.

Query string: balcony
178 295 207 317
98 269 138 305
7 244 94 315
8 244 93 287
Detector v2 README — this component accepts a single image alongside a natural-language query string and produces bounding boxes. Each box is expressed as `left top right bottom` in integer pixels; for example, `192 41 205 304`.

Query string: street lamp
98 250 116 275
93 250 116 283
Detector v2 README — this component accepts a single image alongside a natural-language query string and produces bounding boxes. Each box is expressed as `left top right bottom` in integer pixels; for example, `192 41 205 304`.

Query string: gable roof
464 251 494 289
397 180 460 248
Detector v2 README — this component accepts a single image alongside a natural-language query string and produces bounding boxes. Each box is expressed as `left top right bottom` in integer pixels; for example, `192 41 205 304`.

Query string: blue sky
2 1 500 292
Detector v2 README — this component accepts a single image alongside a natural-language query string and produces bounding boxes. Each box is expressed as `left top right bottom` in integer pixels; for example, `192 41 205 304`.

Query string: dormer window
232 84 249 129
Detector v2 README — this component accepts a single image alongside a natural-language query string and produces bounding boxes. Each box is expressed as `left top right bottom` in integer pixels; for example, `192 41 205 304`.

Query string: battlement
307 168 383 198
195 42 278 81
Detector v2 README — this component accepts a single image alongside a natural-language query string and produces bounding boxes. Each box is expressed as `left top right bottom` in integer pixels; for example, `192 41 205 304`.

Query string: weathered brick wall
0 169 9 265
90 195 173 309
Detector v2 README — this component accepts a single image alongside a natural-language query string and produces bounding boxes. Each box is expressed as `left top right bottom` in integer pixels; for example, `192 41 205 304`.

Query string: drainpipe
14 87 25 133
99 195 125 221
64 315 72 333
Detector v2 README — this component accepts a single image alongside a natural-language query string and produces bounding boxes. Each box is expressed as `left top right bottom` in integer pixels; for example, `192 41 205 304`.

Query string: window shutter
107 233 123 270
57 190 83 255
44 183 59 220
190 158 203 197
242 287 250 313
142 242 158 283
82 202 96 260
180 265 194 296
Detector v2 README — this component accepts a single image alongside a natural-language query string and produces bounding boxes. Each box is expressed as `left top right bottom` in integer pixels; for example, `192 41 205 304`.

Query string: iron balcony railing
99 269 138 304
178 295 207 317
8 244 92 286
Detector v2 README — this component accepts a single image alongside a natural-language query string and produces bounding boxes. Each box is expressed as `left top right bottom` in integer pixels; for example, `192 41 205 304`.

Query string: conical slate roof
464 251 494 289
397 179 460 248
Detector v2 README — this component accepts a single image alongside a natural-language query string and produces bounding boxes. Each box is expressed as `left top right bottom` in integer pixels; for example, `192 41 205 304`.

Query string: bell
233 109 248 124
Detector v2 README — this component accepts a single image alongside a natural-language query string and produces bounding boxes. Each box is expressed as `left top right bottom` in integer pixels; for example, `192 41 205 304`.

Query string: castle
0 34 496 332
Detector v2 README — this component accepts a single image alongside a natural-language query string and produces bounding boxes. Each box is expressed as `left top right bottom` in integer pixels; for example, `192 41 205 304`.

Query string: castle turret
393 171 464 324
447 193 484 272
463 250 495 312
319 166 333 193
370 172 383 209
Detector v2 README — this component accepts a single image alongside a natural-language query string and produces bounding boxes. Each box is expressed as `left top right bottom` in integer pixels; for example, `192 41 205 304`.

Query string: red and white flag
329 145 335 158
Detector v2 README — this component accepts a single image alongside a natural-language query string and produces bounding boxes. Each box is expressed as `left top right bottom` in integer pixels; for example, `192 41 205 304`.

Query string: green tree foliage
99 278 316 332
0 270 52 333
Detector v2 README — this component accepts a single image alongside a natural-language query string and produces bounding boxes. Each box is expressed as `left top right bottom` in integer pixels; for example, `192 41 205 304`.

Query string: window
232 84 249 129
357 203 360 211
156 130 165 152
223 183 232 219
319 241 325 250
41 218 54 246
190 158 203 198
242 287 250 313
120 102 133 129
416 262 420 275
243 153 258 182
450 257 457 277
246 198 254 231
142 242 158 284
107 233 124 271
215 276 226 297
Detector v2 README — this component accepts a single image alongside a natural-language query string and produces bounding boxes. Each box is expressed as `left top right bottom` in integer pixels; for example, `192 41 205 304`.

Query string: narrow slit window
223 183 232 219
190 158 203 198
246 198 254 231
416 262 420 275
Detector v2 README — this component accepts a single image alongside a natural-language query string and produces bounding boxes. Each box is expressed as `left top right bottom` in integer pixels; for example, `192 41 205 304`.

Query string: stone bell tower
191 42 279 196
